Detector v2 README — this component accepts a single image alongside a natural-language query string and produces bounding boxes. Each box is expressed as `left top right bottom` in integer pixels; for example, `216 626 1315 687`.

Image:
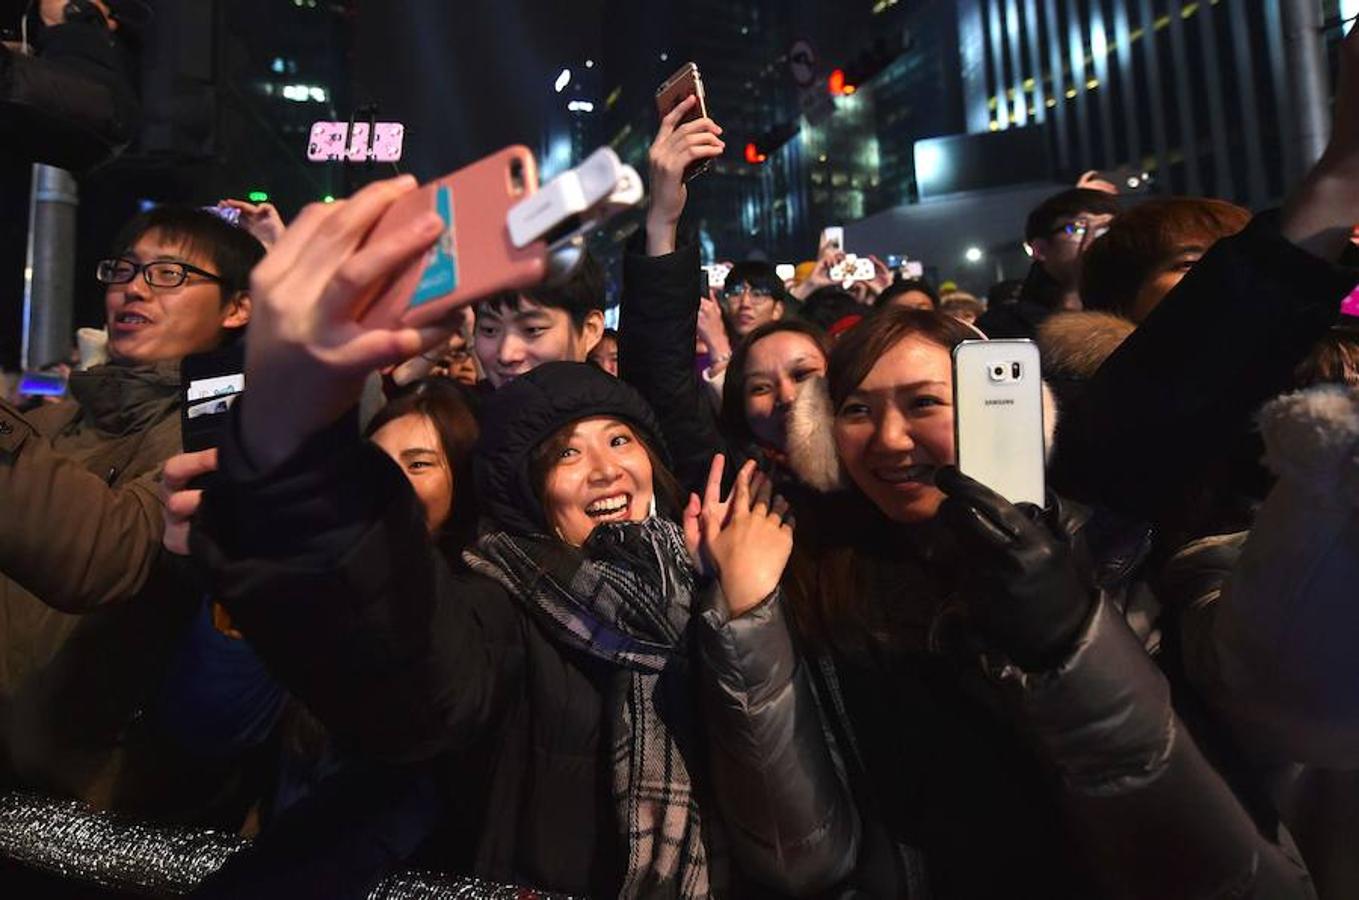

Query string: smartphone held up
952 339 1046 508
357 146 548 328
655 62 713 181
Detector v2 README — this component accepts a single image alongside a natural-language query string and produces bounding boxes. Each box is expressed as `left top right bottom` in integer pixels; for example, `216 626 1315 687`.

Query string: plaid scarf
464 518 726 899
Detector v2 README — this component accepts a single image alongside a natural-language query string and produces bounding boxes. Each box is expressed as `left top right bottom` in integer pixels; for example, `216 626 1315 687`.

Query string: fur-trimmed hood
1037 311 1136 381
785 375 1059 493
1257 383 1359 503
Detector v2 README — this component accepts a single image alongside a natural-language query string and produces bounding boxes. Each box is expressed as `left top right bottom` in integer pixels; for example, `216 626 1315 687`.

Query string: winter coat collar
67 360 181 436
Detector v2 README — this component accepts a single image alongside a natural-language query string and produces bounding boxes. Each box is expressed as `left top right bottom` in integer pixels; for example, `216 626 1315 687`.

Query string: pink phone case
307 122 405 162
359 146 549 328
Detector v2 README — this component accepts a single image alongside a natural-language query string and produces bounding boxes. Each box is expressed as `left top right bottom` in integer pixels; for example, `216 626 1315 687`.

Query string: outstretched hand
646 95 725 256
240 175 453 471
686 455 794 617
218 199 287 249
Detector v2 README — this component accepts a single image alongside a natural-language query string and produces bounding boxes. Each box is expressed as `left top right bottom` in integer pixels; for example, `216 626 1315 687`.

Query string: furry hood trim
1037 311 1135 380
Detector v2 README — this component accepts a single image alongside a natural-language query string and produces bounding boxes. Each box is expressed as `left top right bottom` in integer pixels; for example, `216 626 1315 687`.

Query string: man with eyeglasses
977 187 1121 339
0 205 264 821
720 260 790 341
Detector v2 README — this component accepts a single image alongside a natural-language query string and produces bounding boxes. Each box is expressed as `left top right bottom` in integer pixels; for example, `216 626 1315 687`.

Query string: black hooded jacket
193 365 677 896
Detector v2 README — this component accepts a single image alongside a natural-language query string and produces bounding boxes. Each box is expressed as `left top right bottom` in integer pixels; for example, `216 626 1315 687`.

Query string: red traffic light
828 68 856 96
744 141 767 164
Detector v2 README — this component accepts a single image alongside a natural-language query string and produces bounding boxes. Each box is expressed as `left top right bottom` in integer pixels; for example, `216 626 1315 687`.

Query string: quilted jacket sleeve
695 586 860 896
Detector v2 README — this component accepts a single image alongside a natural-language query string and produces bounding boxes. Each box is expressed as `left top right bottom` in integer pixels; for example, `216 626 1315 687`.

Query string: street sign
788 39 817 88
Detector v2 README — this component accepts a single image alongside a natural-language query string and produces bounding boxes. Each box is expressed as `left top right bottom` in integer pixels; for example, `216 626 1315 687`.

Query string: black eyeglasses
96 257 225 289
721 282 777 304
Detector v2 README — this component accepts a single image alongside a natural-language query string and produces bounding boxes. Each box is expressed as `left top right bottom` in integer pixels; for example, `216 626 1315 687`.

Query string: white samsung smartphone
952 339 1045 507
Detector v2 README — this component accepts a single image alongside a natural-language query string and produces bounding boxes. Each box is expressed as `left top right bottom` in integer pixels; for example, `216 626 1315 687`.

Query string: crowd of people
3 23 1359 900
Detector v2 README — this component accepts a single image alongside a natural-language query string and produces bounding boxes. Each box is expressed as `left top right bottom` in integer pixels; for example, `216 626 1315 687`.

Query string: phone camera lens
993 366 1004 376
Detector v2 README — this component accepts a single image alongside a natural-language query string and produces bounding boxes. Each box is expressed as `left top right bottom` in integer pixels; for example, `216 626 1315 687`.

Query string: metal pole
1280 0 1331 176
21 164 79 372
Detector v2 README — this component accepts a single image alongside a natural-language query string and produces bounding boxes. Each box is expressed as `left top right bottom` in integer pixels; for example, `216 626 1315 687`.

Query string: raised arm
618 95 740 494
180 177 520 762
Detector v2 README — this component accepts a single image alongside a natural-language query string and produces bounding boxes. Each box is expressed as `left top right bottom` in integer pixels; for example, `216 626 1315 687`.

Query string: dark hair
799 286 864 332
1079 197 1250 317
364 378 482 553
874 278 940 310
111 205 265 299
1024 188 1122 242
1294 324 1359 389
828 307 976 410
941 296 986 322
725 259 789 303
720 318 832 447
477 250 604 328
528 420 682 527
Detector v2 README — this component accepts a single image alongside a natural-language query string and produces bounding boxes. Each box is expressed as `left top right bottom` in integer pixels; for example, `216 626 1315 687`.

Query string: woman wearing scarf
177 178 852 898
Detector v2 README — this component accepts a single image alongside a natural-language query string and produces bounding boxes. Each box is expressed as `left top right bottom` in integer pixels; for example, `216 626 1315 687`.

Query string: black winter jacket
698 495 1315 899
1049 214 1357 540
618 239 757 495
193 410 625 896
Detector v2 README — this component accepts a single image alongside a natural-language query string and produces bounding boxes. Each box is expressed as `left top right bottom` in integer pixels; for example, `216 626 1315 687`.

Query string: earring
648 494 658 518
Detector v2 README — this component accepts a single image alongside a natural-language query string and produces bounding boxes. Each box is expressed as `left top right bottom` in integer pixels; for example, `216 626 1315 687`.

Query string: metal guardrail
0 791 575 899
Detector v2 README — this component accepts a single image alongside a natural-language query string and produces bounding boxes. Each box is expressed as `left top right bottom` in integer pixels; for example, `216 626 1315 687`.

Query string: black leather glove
935 466 1093 672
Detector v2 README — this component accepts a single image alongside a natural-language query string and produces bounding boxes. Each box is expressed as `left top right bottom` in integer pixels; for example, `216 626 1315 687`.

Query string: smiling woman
532 416 679 545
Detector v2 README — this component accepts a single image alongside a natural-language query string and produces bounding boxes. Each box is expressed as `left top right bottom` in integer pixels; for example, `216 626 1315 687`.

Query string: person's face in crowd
588 335 619 377
834 334 955 523
474 296 604 388
1126 242 1210 323
542 417 656 546
723 281 785 338
1030 211 1115 288
742 331 828 450
371 412 454 533
887 290 936 313
104 231 250 365
431 330 480 386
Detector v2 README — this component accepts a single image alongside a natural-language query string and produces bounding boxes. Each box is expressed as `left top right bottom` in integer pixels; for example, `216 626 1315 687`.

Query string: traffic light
828 68 855 96
744 142 767 164
827 31 912 97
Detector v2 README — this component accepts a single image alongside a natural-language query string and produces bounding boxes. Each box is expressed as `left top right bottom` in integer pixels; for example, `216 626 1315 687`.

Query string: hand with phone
790 244 844 301
159 449 219 556
218 199 286 249
238 175 451 472
646 94 725 256
936 466 1091 671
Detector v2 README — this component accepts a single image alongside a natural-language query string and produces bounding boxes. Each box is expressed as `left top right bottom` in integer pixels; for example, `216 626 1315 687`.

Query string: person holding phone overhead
695 307 1318 897
172 176 846 897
